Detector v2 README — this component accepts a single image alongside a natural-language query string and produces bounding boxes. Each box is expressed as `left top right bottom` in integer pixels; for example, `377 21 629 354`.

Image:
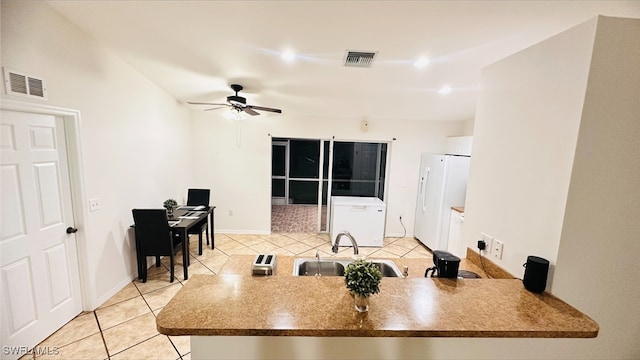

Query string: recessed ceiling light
438 86 452 95
414 57 430 68
281 50 295 62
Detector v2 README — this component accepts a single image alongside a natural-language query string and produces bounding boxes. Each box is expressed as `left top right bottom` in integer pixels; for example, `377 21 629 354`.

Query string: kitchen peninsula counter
156 255 598 339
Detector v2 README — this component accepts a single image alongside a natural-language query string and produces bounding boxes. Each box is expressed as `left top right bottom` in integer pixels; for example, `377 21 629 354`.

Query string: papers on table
177 205 206 210
168 220 181 227
178 210 207 219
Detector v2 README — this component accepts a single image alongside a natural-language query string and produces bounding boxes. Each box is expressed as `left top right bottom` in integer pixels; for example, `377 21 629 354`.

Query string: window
332 142 387 200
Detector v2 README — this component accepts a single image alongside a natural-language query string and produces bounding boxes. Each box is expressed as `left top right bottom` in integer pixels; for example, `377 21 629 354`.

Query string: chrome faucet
315 250 321 277
332 231 359 255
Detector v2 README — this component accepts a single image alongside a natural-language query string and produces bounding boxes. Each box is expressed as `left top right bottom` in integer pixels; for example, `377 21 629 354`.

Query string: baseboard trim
93 275 135 311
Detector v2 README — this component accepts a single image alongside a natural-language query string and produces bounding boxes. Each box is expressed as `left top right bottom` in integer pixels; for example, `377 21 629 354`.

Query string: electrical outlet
228 210 233 216
480 232 493 253
493 239 504 259
89 198 100 212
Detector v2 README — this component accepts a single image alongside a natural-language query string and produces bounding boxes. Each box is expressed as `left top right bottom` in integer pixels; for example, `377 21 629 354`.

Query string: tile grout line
33 312 108 359
141 273 184 360
103 313 164 357
93 311 111 360
166 334 185 360
100 279 169 358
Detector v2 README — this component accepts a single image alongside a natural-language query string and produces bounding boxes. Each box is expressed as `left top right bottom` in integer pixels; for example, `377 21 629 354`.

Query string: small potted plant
163 198 178 218
344 259 382 312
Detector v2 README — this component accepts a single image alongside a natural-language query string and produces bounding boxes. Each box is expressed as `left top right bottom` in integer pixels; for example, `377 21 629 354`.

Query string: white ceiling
46 1 640 123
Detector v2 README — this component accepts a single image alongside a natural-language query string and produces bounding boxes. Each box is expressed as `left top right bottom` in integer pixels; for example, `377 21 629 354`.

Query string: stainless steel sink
292 258 403 277
371 261 403 277
295 260 346 276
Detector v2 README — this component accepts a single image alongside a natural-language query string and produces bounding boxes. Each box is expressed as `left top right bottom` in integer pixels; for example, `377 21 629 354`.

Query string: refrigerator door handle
422 167 431 212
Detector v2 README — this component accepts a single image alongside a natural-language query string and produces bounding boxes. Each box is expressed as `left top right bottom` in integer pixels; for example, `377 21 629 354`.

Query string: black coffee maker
425 250 460 278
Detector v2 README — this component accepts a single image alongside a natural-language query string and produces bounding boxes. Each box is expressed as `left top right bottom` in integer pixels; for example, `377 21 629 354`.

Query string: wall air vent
344 51 377 68
3 68 48 100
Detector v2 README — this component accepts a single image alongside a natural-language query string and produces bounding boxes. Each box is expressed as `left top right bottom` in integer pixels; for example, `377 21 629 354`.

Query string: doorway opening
270 137 388 234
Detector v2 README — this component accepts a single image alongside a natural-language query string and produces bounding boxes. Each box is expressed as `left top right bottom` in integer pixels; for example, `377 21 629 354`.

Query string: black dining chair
187 188 210 207
132 209 184 283
187 188 210 253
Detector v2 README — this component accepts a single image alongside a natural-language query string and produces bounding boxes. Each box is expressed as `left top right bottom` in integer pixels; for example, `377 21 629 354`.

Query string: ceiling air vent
3 68 48 100
344 51 377 68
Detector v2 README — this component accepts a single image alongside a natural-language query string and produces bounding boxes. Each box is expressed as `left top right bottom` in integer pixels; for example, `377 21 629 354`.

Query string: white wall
464 17 597 278
190 112 465 236
463 16 640 359
460 117 475 136
1 0 193 309
553 16 640 359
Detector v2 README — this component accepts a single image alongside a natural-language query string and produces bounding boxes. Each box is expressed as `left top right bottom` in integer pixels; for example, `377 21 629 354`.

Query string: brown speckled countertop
156 256 598 338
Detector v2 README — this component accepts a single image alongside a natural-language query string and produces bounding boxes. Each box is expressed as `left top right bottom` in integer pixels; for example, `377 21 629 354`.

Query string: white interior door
1 110 82 359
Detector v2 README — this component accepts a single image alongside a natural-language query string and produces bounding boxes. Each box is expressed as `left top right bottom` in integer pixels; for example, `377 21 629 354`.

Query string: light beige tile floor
26 233 431 360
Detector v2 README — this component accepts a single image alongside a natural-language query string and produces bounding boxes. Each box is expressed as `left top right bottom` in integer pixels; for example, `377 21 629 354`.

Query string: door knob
66 227 78 234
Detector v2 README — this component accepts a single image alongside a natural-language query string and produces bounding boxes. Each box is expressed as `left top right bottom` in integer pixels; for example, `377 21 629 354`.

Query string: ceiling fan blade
204 106 225 111
243 107 260 116
247 105 282 114
187 101 228 106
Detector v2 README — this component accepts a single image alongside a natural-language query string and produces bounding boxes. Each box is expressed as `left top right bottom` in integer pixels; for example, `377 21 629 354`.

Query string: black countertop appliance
425 250 460 278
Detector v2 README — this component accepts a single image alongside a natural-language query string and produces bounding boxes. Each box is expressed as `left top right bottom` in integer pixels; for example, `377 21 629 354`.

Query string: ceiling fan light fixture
224 108 246 121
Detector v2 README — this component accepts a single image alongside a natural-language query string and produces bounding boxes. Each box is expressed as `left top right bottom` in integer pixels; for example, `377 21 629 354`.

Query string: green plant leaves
344 259 382 298
163 198 178 210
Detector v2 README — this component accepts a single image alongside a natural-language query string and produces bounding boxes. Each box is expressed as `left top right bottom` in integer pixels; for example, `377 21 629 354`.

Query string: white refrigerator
413 154 470 251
